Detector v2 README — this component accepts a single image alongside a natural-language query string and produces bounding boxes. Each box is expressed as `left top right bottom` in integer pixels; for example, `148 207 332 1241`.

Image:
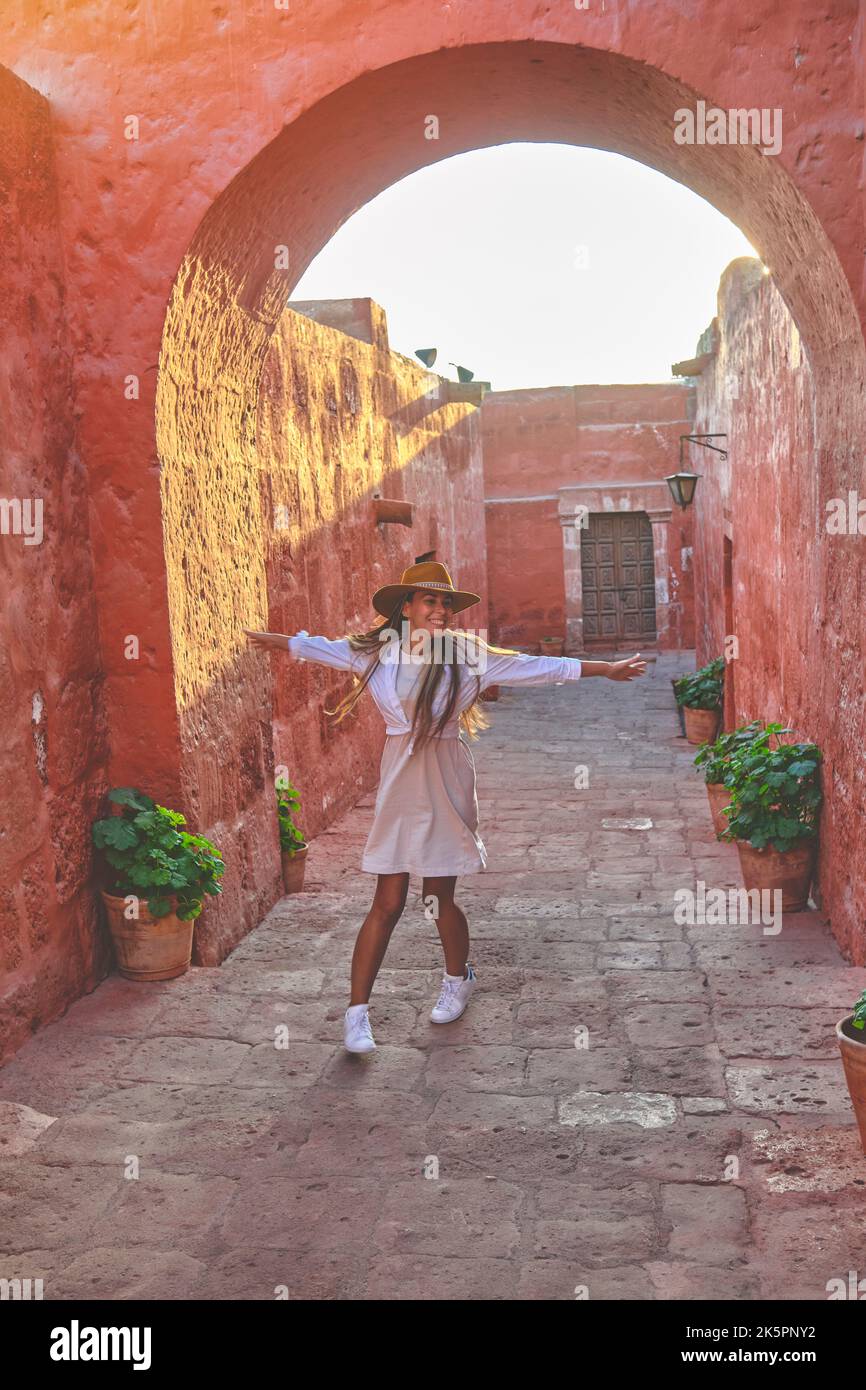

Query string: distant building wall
482 384 695 651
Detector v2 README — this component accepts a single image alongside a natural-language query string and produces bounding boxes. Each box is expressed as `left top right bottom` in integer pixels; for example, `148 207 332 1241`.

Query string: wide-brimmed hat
371 561 481 618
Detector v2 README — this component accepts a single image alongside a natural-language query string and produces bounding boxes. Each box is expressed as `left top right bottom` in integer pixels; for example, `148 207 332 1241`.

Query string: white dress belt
384 727 460 738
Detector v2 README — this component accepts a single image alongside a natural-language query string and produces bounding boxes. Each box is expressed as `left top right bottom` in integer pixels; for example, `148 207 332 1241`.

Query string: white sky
292 143 759 392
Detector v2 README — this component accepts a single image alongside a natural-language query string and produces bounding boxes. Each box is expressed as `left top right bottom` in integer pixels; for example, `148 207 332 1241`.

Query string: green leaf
94 818 139 850
109 787 154 812
146 895 173 917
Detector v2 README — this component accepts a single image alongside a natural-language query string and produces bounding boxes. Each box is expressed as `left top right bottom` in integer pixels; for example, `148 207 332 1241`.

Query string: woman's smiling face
401 588 455 637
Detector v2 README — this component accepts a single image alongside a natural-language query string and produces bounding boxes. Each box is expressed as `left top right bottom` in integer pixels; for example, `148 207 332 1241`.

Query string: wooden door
580 512 657 645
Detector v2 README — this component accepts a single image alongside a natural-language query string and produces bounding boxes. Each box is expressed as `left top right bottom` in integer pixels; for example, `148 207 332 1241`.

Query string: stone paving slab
1 650 865 1300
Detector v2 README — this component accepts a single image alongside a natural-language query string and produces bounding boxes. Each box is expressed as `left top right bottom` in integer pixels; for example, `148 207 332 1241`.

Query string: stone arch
156 39 864 955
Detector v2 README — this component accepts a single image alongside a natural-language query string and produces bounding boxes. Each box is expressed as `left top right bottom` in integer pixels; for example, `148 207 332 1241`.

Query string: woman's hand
243 629 289 651
607 653 647 681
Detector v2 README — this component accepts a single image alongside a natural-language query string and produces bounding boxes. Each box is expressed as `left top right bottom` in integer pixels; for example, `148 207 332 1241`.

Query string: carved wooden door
580 512 657 644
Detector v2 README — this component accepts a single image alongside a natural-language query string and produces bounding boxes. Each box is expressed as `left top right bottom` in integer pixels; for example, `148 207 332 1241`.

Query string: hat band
402 580 456 591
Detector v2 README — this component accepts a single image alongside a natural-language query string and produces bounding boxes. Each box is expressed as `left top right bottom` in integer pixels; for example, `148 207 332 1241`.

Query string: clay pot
683 705 721 745
281 845 308 894
734 838 816 913
540 637 565 657
480 685 499 701
706 782 732 836
101 890 193 981
837 1017 866 1155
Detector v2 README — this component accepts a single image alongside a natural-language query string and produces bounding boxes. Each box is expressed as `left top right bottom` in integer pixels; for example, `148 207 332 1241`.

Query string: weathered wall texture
483 384 695 649
690 258 866 963
161 300 488 964
0 69 110 1061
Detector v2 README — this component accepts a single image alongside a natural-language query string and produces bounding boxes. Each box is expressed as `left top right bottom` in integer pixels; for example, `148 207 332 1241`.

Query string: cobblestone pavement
1 651 864 1300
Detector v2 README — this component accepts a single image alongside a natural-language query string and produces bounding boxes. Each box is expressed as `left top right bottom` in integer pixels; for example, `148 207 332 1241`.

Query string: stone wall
690 258 866 963
0 69 110 1061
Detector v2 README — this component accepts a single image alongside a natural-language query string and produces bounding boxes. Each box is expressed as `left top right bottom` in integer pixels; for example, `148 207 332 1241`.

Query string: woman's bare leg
421 875 469 977
349 872 410 1005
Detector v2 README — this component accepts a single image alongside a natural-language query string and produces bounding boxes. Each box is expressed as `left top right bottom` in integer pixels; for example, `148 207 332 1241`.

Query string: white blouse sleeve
286 630 369 675
478 647 582 687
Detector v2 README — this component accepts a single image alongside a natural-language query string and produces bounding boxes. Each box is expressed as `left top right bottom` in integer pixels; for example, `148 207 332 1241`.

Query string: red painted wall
0 69 110 1061
691 258 866 963
483 384 695 648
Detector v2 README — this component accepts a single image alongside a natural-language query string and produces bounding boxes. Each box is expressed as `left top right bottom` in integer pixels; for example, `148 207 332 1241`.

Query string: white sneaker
430 965 477 1023
344 1004 376 1053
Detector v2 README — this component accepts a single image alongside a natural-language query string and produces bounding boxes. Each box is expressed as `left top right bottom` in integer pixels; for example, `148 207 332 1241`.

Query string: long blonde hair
324 595 521 753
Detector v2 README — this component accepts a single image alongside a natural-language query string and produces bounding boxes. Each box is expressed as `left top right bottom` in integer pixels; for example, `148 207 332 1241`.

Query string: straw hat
371 561 482 618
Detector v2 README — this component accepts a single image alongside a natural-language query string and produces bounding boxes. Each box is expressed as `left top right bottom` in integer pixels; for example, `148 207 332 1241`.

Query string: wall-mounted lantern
665 470 701 510
666 434 728 510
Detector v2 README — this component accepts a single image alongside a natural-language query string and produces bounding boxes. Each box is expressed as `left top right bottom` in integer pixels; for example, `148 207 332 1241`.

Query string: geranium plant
276 782 306 855
720 733 823 853
92 787 225 920
693 720 781 785
851 989 866 1032
674 656 725 711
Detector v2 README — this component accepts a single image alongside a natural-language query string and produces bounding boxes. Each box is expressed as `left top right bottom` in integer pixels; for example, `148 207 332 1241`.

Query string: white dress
284 630 583 879
360 653 488 878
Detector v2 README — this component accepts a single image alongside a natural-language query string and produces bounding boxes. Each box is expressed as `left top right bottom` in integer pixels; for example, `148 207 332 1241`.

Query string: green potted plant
92 787 225 980
694 720 775 835
674 656 725 744
837 989 866 1155
720 733 822 911
277 782 308 893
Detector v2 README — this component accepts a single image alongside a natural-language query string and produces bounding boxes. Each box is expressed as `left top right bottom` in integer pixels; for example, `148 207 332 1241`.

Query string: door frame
578 510 658 647
558 481 678 653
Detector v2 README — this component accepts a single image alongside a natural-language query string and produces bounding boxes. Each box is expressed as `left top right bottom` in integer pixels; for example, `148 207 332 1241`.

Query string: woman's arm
580 655 647 681
243 628 368 675
477 645 647 686
479 648 582 687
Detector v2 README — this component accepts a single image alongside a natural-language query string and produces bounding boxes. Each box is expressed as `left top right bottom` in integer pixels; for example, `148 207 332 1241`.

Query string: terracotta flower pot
836 1016 866 1155
101 890 194 981
706 782 732 836
734 838 816 913
281 845 308 894
683 705 721 745
540 638 565 657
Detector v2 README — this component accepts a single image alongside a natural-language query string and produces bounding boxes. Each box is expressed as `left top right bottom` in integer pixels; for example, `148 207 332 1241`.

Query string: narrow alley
1 653 859 1301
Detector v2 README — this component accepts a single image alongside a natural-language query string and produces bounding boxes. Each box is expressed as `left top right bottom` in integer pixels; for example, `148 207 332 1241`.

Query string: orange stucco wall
691 258 866 963
0 67 111 1058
